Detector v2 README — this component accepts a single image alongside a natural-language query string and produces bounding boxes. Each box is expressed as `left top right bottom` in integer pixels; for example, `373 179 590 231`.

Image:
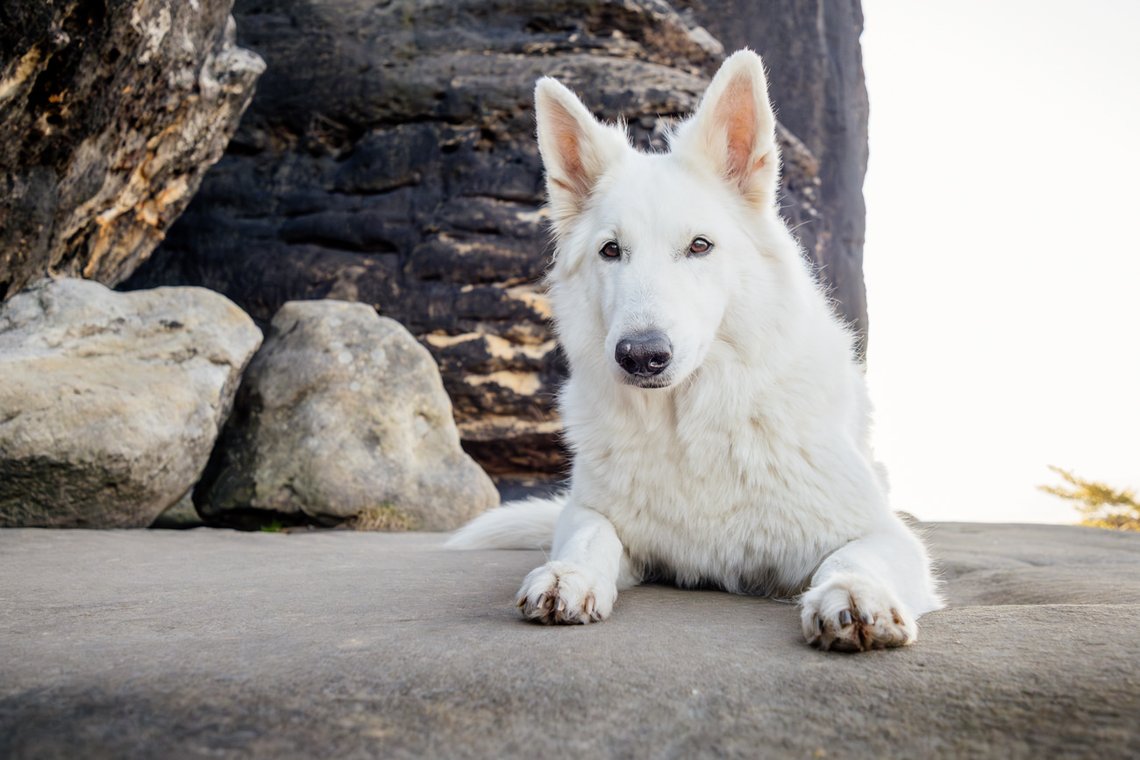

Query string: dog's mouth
621 374 673 390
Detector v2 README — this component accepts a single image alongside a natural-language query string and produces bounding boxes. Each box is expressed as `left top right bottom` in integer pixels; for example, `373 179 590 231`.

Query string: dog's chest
571 400 870 594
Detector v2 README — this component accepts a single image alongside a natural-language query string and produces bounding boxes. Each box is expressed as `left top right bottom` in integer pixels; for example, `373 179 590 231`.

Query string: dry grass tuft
348 503 419 532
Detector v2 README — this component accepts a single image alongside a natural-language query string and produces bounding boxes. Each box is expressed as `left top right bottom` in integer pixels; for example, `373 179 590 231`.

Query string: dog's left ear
534 77 629 232
673 50 779 209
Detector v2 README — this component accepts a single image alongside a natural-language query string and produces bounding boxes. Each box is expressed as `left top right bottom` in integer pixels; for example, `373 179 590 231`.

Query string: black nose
615 331 673 377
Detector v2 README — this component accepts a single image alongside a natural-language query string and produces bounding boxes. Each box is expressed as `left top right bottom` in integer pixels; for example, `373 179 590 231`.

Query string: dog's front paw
516 561 616 625
800 573 917 652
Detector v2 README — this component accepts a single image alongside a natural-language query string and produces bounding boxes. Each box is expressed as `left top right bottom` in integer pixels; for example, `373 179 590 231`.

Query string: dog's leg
800 515 942 652
516 502 633 625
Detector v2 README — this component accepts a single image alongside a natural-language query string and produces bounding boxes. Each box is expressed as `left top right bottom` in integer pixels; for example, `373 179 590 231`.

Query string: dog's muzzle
615 331 672 381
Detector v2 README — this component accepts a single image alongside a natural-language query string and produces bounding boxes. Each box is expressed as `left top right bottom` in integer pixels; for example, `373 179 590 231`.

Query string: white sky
860 0 1140 523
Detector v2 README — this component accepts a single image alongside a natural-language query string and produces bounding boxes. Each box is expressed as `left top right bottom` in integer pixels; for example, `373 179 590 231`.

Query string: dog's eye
688 237 713 257
599 241 621 260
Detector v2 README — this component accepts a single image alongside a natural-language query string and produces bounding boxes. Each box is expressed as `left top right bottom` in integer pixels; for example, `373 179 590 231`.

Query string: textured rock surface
0 278 262 528
1 523 1137 757
149 493 205 529
124 0 863 479
197 299 499 530
0 0 264 299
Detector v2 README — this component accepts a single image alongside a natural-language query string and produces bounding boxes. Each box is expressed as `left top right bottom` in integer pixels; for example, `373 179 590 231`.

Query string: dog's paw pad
801 575 917 653
516 561 615 625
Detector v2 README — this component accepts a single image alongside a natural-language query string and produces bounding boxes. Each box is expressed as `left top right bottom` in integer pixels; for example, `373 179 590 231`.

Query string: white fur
443 496 561 551
448 50 943 652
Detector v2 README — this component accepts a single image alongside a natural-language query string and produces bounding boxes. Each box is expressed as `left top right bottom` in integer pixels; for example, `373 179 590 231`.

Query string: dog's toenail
838 609 853 626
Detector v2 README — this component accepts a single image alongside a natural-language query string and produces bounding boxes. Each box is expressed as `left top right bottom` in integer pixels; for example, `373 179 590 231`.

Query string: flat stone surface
1 523 1138 758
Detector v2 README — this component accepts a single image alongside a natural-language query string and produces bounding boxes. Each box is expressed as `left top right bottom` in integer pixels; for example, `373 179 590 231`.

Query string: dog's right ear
671 50 779 210
535 78 627 229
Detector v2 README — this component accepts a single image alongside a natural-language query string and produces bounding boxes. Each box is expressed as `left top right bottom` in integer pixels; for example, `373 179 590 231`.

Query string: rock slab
0 523 1136 758
197 299 499 530
0 0 264 299
0 278 262 528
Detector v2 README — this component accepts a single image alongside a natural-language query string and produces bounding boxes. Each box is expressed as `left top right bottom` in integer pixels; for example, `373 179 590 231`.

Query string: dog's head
537 51 783 390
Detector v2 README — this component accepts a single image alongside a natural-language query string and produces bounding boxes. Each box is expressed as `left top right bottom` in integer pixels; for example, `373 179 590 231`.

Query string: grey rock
0 278 262 528
123 0 864 480
149 492 205 530
0 523 1137 757
197 299 499 530
0 0 264 299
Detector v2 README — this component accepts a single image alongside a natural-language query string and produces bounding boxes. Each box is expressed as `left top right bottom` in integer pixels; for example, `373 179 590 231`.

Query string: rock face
0 278 262 528
197 300 499 531
125 0 867 479
0 0 264 300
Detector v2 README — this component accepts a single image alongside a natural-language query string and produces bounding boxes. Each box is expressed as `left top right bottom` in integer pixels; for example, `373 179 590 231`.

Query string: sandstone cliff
0 0 264 297
120 0 870 480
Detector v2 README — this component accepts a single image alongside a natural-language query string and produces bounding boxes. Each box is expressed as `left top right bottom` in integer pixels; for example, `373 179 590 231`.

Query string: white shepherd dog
448 50 942 652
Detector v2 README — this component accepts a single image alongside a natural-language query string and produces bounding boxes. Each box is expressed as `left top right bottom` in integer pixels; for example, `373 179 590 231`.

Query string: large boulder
123 0 863 482
0 0 264 299
196 300 499 531
0 278 262 528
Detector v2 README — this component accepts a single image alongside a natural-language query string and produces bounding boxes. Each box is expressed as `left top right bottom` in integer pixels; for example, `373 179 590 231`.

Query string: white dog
448 50 942 652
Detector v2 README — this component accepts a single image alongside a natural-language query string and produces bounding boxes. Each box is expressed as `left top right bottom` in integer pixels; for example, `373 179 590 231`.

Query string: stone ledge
1 523 1137 757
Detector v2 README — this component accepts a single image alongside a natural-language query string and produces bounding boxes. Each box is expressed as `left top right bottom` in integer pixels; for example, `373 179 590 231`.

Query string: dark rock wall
0 0 264 300
125 0 868 480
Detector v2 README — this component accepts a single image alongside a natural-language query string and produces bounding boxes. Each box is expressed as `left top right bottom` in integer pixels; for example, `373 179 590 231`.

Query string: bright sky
860 0 1140 523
